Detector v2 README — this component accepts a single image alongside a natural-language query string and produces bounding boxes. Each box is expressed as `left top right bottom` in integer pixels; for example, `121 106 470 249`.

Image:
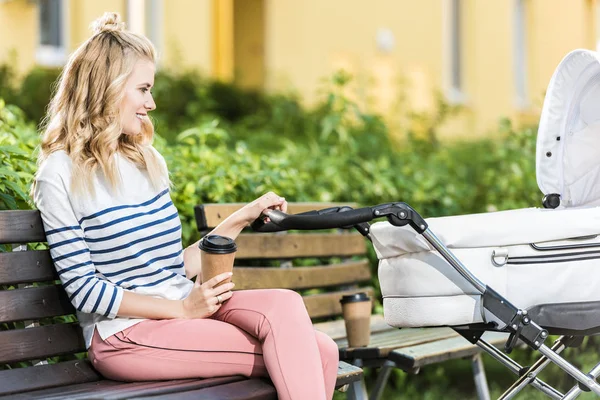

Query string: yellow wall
162 0 213 73
212 0 233 80
527 0 596 108
262 0 598 137
0 0 597 138
0 0 127 73
69 0 126 50
233 0 265 89
265 0 443 129
464 0 596 134
68 0 214 74
0 0 38 75
457 0 514 137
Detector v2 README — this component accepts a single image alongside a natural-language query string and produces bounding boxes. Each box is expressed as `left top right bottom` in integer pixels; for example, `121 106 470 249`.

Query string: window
444 0 465 103
450 0 462 93
145 0 162 60
126 0 144 34
37 0 68 66
514 0 529 108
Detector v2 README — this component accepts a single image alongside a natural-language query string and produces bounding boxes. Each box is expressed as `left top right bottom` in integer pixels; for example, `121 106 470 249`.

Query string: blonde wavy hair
34 12 169 197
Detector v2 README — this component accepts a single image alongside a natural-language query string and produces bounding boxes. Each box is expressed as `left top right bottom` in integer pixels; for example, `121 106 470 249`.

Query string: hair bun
90 12 125 34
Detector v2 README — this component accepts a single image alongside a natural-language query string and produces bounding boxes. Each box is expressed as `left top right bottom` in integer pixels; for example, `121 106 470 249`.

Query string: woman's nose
145 96 156 111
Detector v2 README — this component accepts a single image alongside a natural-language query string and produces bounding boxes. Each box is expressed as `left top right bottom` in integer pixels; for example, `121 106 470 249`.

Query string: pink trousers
88 289 339 400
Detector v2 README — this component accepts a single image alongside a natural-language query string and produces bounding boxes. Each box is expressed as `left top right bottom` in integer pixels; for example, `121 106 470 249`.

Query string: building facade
0 0 597 137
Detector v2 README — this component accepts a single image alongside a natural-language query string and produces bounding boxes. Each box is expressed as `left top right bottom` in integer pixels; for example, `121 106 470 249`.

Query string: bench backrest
194 203 373 321
0 210 101 396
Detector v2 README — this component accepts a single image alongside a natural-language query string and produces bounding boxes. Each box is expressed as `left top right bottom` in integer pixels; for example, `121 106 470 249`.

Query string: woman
32 12 338 400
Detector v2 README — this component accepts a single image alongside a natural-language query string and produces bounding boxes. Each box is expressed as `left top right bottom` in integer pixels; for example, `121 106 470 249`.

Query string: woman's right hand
238 191 288 225
181 272 235 319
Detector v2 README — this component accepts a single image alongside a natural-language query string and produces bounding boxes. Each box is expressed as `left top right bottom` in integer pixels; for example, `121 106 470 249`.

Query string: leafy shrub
206 80 269 123
17 66 61 126
0 99 38 210
0 64 17 106
150 69 214 136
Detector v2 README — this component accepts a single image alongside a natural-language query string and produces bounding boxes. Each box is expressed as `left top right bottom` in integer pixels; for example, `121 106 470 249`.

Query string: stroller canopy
537 49 600 208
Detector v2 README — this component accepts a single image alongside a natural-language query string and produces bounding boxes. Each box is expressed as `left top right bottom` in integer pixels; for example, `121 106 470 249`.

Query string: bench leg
472 353 491 400
368 360 394 400
347 360 368 400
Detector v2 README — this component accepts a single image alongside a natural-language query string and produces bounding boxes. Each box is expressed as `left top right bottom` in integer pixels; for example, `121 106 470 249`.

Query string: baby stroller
252 49 600 399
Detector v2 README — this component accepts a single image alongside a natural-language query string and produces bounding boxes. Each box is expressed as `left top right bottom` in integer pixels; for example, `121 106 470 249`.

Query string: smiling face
120 59 156 136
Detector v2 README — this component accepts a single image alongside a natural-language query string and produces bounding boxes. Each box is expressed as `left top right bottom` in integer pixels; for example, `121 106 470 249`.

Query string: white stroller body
252 49 600 399
373 206 600 333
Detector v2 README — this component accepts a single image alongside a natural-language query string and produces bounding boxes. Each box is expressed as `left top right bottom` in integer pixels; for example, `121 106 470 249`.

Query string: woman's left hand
239 191 288 225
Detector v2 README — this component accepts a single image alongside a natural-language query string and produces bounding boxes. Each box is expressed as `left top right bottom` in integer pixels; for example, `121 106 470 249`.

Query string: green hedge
0 99 38 210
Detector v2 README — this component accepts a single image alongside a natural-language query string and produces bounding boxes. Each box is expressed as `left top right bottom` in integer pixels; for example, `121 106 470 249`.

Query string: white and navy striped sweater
34 150 193 348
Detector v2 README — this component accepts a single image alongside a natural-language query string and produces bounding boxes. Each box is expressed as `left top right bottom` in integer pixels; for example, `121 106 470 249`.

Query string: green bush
150 69 214 136
0 62 62 126
0 99 38 210
17 66 61 126
0 64 17 106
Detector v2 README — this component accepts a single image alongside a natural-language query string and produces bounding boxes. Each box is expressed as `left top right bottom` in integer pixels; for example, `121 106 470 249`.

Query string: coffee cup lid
340 292 370 304
198 235 237 254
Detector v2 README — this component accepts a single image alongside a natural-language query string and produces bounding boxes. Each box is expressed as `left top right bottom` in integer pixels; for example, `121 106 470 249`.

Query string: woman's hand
198 192 288 253
238 191 288 225
181 272 235 319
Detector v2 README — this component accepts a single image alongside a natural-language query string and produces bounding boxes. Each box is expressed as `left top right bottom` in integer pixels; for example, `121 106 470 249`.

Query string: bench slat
235 233 366 259
0 250 56 285
338 328 508 362
0 360 101 396
233 260 371 290
0 323 85 364
335 361 364 388
304 288 374 319
337 327 459 359
195 203 358 230
389 331 508 369
146 378 278 400
133 365 362 400
314 314 392 340
0 359 362 398
0 285 75 323
3 375 249 400
0 210 46 245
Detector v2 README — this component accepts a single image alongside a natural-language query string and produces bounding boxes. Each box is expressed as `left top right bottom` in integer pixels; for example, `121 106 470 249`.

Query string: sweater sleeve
34 177 124 318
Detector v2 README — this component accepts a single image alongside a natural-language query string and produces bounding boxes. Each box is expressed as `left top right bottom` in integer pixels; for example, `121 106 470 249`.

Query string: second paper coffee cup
340 292 371 348
198 235 237 287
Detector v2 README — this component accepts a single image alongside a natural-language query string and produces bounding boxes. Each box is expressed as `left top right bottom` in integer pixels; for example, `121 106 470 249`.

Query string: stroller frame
253 203 600 399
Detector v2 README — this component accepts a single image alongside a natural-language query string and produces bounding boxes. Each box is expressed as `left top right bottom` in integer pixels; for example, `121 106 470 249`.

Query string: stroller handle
251 206 374 233
251 202 428 235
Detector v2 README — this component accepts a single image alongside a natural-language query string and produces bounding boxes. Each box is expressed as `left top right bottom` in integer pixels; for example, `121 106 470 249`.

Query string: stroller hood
537 49 600 208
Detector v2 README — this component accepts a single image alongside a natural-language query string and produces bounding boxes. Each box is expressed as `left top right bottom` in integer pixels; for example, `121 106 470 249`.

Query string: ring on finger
216 295 223 304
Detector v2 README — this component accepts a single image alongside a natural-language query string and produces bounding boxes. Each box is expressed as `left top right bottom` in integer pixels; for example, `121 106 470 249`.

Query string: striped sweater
33 150 193 348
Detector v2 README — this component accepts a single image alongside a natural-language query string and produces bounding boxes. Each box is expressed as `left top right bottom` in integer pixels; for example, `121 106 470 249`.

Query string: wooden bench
195 202 509 400
0 209 362 399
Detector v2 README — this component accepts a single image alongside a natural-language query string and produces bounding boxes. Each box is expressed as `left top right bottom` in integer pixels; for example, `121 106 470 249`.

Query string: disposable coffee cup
198 235 237 287
340 292 371 348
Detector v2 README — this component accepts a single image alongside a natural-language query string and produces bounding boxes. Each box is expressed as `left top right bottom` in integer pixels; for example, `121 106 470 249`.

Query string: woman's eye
140 88 148 93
